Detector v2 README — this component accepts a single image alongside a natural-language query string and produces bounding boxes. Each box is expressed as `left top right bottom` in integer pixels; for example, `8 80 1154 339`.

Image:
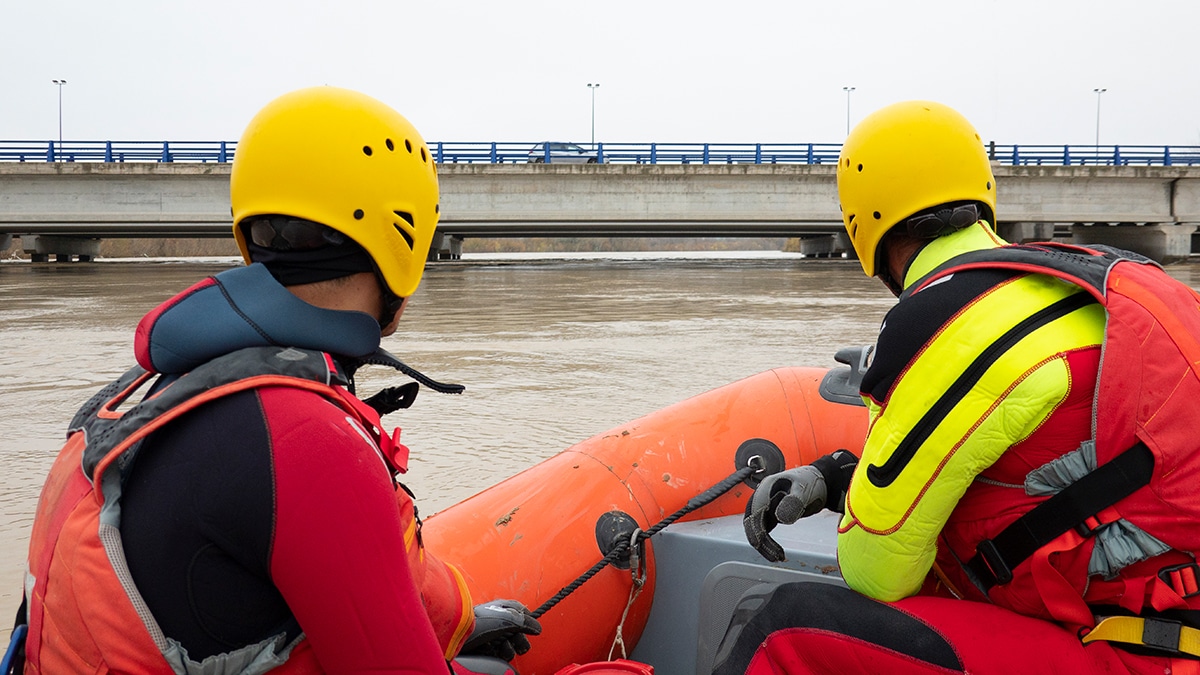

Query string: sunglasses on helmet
245 216 347 251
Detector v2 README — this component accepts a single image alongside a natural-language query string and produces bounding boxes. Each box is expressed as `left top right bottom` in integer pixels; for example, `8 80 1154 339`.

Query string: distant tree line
0 237 239 259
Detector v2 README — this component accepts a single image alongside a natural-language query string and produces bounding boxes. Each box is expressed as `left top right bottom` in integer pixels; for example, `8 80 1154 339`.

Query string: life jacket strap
1083 615 1200 657
966 442 1155 591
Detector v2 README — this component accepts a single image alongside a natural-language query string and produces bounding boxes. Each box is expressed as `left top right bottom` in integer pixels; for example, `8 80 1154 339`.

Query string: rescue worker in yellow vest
14 87 539 674
719 101 1200 674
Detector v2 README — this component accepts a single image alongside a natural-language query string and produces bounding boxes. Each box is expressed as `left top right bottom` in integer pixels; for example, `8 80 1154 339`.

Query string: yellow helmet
231 86 439 298
836 100 996 277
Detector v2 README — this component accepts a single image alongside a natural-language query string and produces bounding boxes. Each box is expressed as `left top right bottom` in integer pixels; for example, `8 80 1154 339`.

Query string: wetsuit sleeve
837 272 1105 602
260 386 450 673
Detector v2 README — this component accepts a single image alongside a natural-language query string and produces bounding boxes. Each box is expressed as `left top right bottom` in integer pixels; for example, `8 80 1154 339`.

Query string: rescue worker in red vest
15 87 539 674
720 101 1200 674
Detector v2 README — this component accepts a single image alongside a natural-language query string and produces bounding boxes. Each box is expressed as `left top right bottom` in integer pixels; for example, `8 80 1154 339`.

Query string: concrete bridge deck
2 163 1199 262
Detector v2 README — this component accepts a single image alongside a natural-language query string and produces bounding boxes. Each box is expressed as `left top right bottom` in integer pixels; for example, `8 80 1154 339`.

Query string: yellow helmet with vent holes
836 100 996 277
231 86 439 298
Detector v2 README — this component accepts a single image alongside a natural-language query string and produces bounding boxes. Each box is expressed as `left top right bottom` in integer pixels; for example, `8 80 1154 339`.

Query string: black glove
459 600 542 662
743 449 858 563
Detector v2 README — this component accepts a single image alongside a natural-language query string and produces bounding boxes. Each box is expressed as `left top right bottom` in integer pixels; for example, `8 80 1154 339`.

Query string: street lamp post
587 83 600 148
52 79 67 159
842 86 856 135
1093 87 1107 150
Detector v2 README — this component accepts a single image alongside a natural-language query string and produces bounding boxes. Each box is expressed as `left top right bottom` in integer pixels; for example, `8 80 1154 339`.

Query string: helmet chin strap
375 272 405 329
877 269 904 297
873 244 904 297
875 234 930 298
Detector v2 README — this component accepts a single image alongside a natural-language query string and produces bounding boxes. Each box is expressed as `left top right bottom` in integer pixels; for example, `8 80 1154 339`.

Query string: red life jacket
907 242 1200 628
24 346 471 674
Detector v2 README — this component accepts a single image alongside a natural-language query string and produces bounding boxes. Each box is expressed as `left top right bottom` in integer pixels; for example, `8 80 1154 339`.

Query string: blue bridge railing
1 140 1199 167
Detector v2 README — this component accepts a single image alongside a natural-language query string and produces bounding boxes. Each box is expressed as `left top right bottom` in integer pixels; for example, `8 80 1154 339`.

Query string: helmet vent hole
354 209 364 220
386 139 395 151
420 147 428 163
395 210 415 228
857 163 863 172
363 146 373 156
987 181 993 190
850 220 858 238
405 139 413 153
394 223 415 250
435 204 440 214
873 211 881 220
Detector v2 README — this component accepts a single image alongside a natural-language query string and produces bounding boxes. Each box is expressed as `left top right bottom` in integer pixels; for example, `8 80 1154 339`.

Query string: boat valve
595 510 642 570
734 438 786 488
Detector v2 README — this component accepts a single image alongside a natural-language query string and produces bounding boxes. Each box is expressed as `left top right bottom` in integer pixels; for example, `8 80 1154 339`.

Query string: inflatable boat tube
422 364 868 674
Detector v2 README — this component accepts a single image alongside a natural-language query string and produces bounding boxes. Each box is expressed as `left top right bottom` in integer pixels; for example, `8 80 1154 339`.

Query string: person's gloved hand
459 600 542 662
743 449 858 563
743 465 827 562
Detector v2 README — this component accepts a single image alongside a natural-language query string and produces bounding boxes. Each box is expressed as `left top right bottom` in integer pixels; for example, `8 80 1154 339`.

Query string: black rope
531 463 759 619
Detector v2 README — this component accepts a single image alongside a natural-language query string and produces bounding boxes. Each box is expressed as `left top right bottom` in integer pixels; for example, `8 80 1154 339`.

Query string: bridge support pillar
836 232 858 262
428 232 463 261
998 222 1055 244
797 234 841 258
22 234 102 263
1071 222 1197 265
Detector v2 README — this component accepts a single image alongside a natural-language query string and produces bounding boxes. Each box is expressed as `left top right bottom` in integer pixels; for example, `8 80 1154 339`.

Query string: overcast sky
3 0 1198 148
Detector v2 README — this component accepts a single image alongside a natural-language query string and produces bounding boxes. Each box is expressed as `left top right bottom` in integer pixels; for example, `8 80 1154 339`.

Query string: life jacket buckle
1074 514 1105 538
1158 562 1200 599
975 538 1013 586
1142 617 1183 653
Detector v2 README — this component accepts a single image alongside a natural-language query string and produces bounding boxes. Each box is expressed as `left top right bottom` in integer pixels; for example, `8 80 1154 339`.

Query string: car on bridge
527 142 600 164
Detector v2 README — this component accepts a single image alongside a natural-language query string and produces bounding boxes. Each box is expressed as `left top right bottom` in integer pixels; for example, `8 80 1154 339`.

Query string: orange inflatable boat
423 348 872 675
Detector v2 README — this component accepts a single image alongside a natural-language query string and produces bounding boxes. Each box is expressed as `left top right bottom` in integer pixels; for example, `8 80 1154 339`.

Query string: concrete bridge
2 163 1199 262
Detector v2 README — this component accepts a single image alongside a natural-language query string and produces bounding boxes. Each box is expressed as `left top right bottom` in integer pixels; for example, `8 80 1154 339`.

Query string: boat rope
609 528 647 660
530 459 762 619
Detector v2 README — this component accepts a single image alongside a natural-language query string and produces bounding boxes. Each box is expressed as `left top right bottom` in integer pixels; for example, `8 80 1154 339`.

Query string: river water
4 252 1200 641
